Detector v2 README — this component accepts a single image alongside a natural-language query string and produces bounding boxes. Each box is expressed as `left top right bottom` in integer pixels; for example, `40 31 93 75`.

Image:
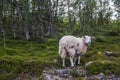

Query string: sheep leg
78 56 80 64
62 58 65 67
61 49 66 67
74 57 77 65
69 57 74 67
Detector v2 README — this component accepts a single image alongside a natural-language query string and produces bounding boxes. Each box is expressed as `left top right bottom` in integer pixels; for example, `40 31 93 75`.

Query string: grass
85 35 120 75
0 33 120 79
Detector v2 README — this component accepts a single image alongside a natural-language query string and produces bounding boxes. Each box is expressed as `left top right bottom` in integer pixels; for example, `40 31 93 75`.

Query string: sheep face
83 36 92 46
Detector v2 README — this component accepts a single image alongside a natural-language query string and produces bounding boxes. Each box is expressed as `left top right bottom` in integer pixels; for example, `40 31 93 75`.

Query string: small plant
95 36 106 42
105 30 119 36
5 48 18 55
70 69 79 78
103 63 120 75
86 61 104 75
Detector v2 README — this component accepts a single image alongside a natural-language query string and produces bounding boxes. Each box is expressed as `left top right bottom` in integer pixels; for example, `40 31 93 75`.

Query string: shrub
105 30 119 36
103 63 120 75
86 61 104 75
5 48 18 56
0 56 59 80
0 56 24 79
95 36 106 42
70 69 79 78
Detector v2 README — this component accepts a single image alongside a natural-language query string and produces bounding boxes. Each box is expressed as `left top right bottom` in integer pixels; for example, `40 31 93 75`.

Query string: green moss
86 61 120 76
105 30 119 36
0 56 23 79
0 56 59 79
103 63 120 75
95 36 107 42
86 61 104 75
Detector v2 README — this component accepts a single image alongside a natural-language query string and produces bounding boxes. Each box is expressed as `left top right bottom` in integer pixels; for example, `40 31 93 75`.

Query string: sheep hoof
62 66 66 68
74 63 76 66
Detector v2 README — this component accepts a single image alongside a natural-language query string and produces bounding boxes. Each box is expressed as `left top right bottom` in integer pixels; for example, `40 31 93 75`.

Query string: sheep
74 36 94 65
59 35 94 67
59 36 77 67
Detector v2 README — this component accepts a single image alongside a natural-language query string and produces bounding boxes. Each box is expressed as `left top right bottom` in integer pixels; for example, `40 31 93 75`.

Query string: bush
5 48 18 55
103 63 120 75
105 30 119 36
0 56 24 79
70 69 79 78
95 36 106 42
86 61 104 75
0 56 59 80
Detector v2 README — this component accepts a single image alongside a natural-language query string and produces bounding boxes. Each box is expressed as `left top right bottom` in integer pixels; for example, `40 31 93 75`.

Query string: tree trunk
38 1 44 40
13 31 17 38
25 27 30 40
67 0 72 34
78 5 83 32
1 28 6 48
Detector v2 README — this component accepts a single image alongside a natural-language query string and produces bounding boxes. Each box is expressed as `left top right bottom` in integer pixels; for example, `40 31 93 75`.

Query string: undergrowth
0 32 120 79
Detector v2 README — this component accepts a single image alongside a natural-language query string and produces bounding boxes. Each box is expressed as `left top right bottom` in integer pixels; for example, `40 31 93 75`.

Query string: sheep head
82 35 94 46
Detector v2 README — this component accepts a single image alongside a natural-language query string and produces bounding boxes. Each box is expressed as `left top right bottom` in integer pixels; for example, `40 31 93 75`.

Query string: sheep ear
83 36 86 39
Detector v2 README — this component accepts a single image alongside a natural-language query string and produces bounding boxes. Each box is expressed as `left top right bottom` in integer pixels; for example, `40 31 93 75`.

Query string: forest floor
0 32 120 80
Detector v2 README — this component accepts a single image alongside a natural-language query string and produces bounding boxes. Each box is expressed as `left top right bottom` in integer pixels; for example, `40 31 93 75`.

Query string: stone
103 51 114 56
85 61 93 67
95 73 104 80
56 69 69 74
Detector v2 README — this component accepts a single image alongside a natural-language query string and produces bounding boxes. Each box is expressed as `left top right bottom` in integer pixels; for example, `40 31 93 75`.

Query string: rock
117 77 120 80
44 73 70 80
56 69 69 74
76 69 87 76
85 61 93 67
103 51 120 57
42 67 120 80
95 73 104 80
59 74 70 78
105 74 116 80
103 51 113 55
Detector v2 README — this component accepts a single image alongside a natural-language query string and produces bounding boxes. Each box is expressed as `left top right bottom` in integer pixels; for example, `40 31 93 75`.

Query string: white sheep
59 35 93 67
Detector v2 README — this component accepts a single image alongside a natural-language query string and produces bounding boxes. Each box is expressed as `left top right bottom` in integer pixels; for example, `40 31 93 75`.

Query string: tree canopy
0 0 120 46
